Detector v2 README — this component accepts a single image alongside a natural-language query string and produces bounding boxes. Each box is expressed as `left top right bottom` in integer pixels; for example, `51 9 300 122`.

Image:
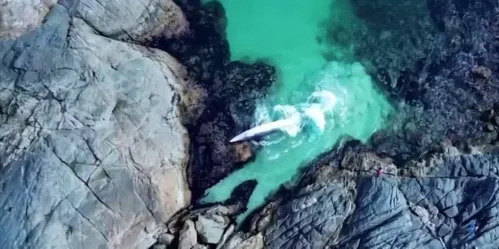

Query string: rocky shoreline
155 139 499 249
3 0 499 249
0 1 195 248
151 0 499 248
148 0 276 199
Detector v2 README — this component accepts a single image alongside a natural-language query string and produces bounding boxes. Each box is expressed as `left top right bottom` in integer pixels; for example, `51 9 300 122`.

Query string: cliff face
0 2 194 249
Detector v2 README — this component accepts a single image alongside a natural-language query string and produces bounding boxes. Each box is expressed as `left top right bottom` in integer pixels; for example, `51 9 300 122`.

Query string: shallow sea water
200 0 393 222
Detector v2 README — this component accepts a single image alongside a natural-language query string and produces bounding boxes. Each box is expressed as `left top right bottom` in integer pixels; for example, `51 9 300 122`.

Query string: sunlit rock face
0 2 194 249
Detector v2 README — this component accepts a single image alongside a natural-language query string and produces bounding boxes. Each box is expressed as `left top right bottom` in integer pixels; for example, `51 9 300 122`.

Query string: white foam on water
303 105 326 133
252 89 338 145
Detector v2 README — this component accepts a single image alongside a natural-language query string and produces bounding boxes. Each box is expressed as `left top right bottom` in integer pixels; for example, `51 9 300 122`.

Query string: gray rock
223 233 264 249
264 153 499 249
153 244 167 249
196 215 228 244
221 233 264 249
0 0 58 39
192 244 209 249
216 224 234 249
75 0 188 41
0 0 187 41
0 3 195 249
265 182 355 249
157 233 175 245
179 220 198 249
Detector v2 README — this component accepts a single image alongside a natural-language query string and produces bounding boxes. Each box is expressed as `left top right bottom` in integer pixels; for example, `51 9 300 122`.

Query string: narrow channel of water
200 0 393 222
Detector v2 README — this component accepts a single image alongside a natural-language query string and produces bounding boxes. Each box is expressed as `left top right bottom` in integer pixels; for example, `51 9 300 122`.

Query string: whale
229 91 337 143
229 114 302 143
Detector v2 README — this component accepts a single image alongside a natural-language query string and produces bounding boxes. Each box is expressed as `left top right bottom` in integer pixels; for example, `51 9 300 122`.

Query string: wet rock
472 65 492 79
196 215 229 244
481 109 495 122
493 116 499 126
179 220 198 249
232 142 254 163
249 202 278 233
224 180 258 209
347 0 499 165
186 61 275 198
149 1 276 198
485 123 495 132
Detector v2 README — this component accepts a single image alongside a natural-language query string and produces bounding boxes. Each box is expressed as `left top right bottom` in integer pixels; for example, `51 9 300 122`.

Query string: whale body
229 115 302 143
230 91 337 143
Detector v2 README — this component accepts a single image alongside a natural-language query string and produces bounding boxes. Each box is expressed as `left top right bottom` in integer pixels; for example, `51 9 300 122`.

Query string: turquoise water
201 0 393 222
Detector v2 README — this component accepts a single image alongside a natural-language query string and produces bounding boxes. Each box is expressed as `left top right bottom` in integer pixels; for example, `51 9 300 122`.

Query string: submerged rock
150 0 277 198
342 0 499 164
0 2 195 249
187 61 275 198
472 65 493 79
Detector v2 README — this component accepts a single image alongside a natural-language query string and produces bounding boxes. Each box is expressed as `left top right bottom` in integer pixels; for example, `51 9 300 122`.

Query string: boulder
216 224 235 249
0 3 195 249
472 65 492 79
195 215 228 244
178 220 198 249
232 142 253 163
157 233 175 246
221 233 264 249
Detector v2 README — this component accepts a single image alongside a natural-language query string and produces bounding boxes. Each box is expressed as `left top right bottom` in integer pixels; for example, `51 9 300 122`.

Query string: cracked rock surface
0 0 187 41
0 3 193 249
0 0 58 39
261 142 499 249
